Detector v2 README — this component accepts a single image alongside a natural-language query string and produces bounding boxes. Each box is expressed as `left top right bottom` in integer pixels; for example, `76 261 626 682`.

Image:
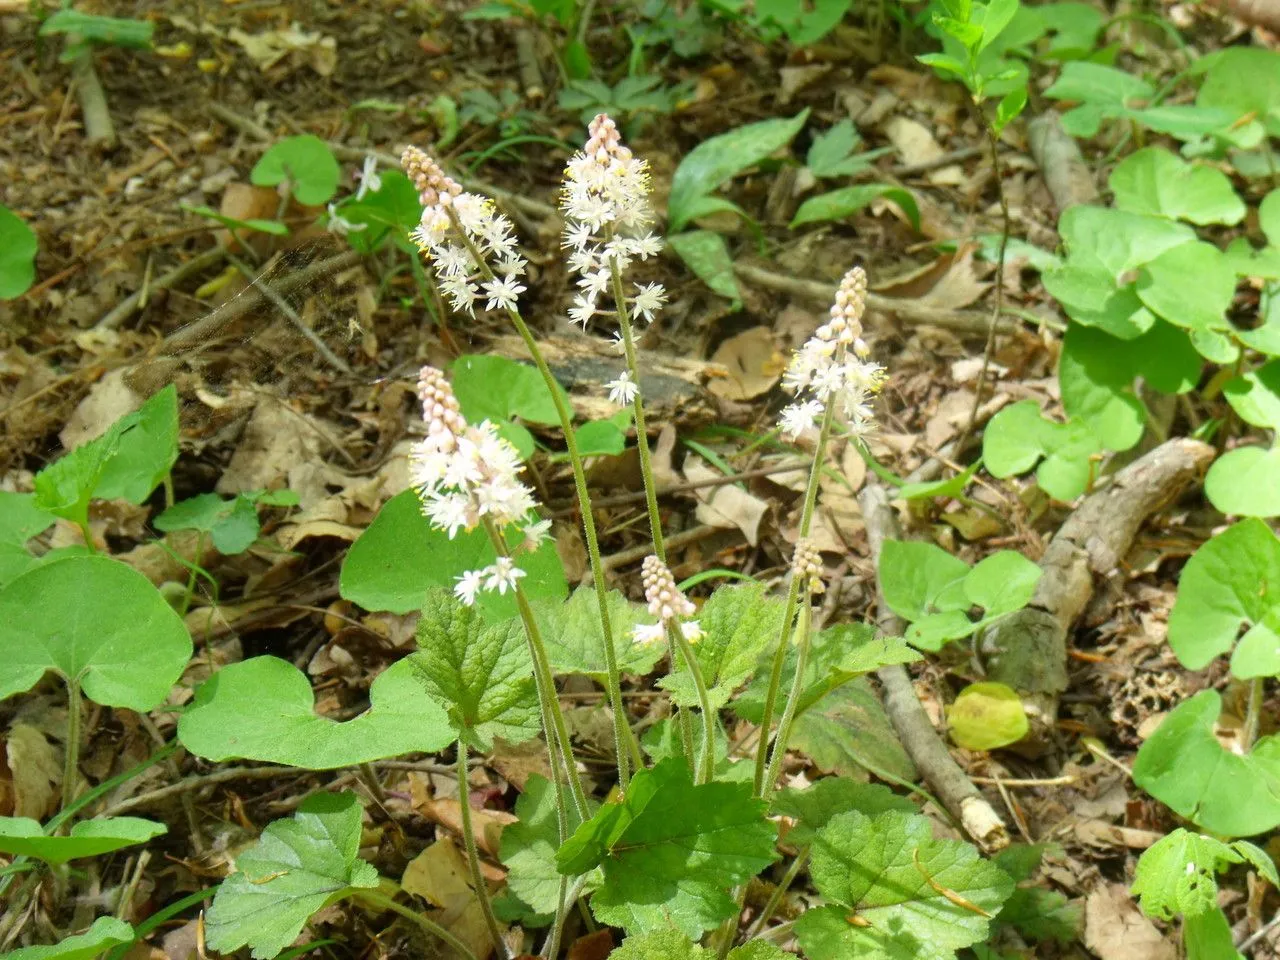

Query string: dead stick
734 263 1012 337
96 247 227 330
859 482 1010 852
70 47 115 146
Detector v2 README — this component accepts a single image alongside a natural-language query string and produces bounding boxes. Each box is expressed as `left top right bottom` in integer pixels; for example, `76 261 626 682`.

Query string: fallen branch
1028 113 1098 214
734 263 1013 337
979 438 1215 747
96 247 227 330
859 483 1011 852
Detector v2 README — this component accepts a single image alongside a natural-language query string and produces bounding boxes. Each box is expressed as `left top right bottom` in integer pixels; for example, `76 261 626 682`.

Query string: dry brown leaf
6 723 62 820
59 369 143 450
228 24 336 76
1084 883 1175 960
882 117 962 185
685 455 769 546
490 738 553 791
401 839 503 960
566 930 615 960
416 797 517 859
215 398 324 506
924 389 976 450
707 327 787 402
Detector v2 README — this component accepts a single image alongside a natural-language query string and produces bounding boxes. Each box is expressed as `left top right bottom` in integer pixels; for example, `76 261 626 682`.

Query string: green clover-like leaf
178 655 454 768
556 758 778 938
3 917 134 960
0 556 191 711
1109 147 1245 226
0 816 166 865
408 590 540 751
1133 828 1278 921
1133 690 1280 837
796 809 1014 960
982 399 1101 501
155 493 261 554
250 135 340 206
205 792 379 960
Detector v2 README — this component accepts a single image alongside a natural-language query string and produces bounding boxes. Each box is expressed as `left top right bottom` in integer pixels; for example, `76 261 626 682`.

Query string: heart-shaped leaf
0 816 166 865
0 204 38 300
1136 241 1236 345
1205 446 1280 519
408 590 540 750
1133 828 1278 921
1167 519 1280 676
537 586 661 680
795 810 1013 960
205 792 379 960
1109 147 1245 226
1134 690 1280 836
250 135 340 206
178 655 455 768
449 354 570 459
155 493 261 555
340 489 567 619
0 492 56 587
4 917 134 960
0 556 191 711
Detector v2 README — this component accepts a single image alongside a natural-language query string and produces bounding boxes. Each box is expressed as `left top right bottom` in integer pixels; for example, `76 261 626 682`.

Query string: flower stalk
456 738 510 960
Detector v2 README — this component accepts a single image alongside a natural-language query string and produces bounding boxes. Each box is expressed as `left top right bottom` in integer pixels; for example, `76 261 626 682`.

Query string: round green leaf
0 556 192 711
1224 360 1280 429
0 816 166 865
4 917 134 960
1167 519 1280 677
1109 147 1245 226
0 204 38 300
250 135 341 206
948 682 1029 750
1136 241 1236 335
1133 690 1280 836
1205 447 1280 519
178 655 454 768
450 354 568 430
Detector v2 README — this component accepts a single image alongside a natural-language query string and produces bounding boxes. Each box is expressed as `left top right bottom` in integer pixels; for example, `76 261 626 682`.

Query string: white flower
484 556 526 594
522 518 553 551
455 569 485 606
569 296 597 328
779 400 824 440
681 621 703 643
326 204 366 236
607 371 639 406
355 156 382 200
632 622 665 645
483 275 526 312
631 282 666 323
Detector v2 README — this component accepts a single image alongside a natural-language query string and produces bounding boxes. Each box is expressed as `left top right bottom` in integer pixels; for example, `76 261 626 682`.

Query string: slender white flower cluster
792 538 825 596
606 370 639 406
779 266 885 440
632 556 703 645
402 146 527 317
410 366 548 605
560 114 666 330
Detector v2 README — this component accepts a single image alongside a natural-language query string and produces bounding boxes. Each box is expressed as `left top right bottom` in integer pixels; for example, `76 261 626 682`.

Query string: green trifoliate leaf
556 758 777 938
155 493 262 555
773 777 915 847
499 774 597 920
537 586 661 680
660 584 785 709
1166 519 1280 677
205 792 379 960
948 682 1029 751
178 655 454 769
1109 147 1245 226
2 917 134 960
0 816 166 865
93 385 179 505
0 556 191 710
796 810 1014 960
0 491 56 587
1133 690 1280 837
1132 828 1279 920
250 135 340 206
607 929 788 960
982 399 1101 501
408 590 540 750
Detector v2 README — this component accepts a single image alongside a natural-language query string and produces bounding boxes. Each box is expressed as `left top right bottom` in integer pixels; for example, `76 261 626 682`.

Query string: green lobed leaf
1133 690 1280 837
791 184 920 232
0 816 166 866
805 119 883 179
1132 828 1279 921
796 810 1014 960
250 135 341 206
667 230 742 301
2 917 135 960
1043 62 1154 136
204 792 379 960
773 776 915 847
982 399 1100 501
499 774 597 920
789 677 917 782
537 586 662 680
339 489 567 619
1197 47 1280 140
93 386 180 505
450 354 569 436
1167 519 1280 676
0 556 191 711
0 204 38 299
947 682 1028 751
408 590 540 750
0 492 56 587
155 493 261 555
556 758 778 938
660 583 785 708
178 655 454 768
1109 147 1245 226
668 111 809 230
336 170 423 254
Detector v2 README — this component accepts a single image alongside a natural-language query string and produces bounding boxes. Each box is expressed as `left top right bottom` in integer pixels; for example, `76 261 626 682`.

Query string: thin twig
96 248 228 330
599 523 728 571
547 462 807 515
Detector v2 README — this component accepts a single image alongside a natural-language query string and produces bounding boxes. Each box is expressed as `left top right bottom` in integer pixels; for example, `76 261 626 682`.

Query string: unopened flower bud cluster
401 146 527 317
791 538 825 596
779 266 886 440
410 366 548 606
632 556 703 645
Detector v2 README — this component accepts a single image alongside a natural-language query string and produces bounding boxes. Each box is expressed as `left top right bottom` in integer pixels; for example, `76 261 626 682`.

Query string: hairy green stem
355 889 481 960
444 205 635 790
610 256 666 562
456 739 510 960
762 602 813 794
62 677 83 814
753 407 836 796
669 624 716 785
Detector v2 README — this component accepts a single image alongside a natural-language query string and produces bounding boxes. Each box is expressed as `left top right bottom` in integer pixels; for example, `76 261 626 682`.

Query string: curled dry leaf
707 327 787 402
228 24 337 76
5 723 62 819
1084 883 1175 960
684 455 769 546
